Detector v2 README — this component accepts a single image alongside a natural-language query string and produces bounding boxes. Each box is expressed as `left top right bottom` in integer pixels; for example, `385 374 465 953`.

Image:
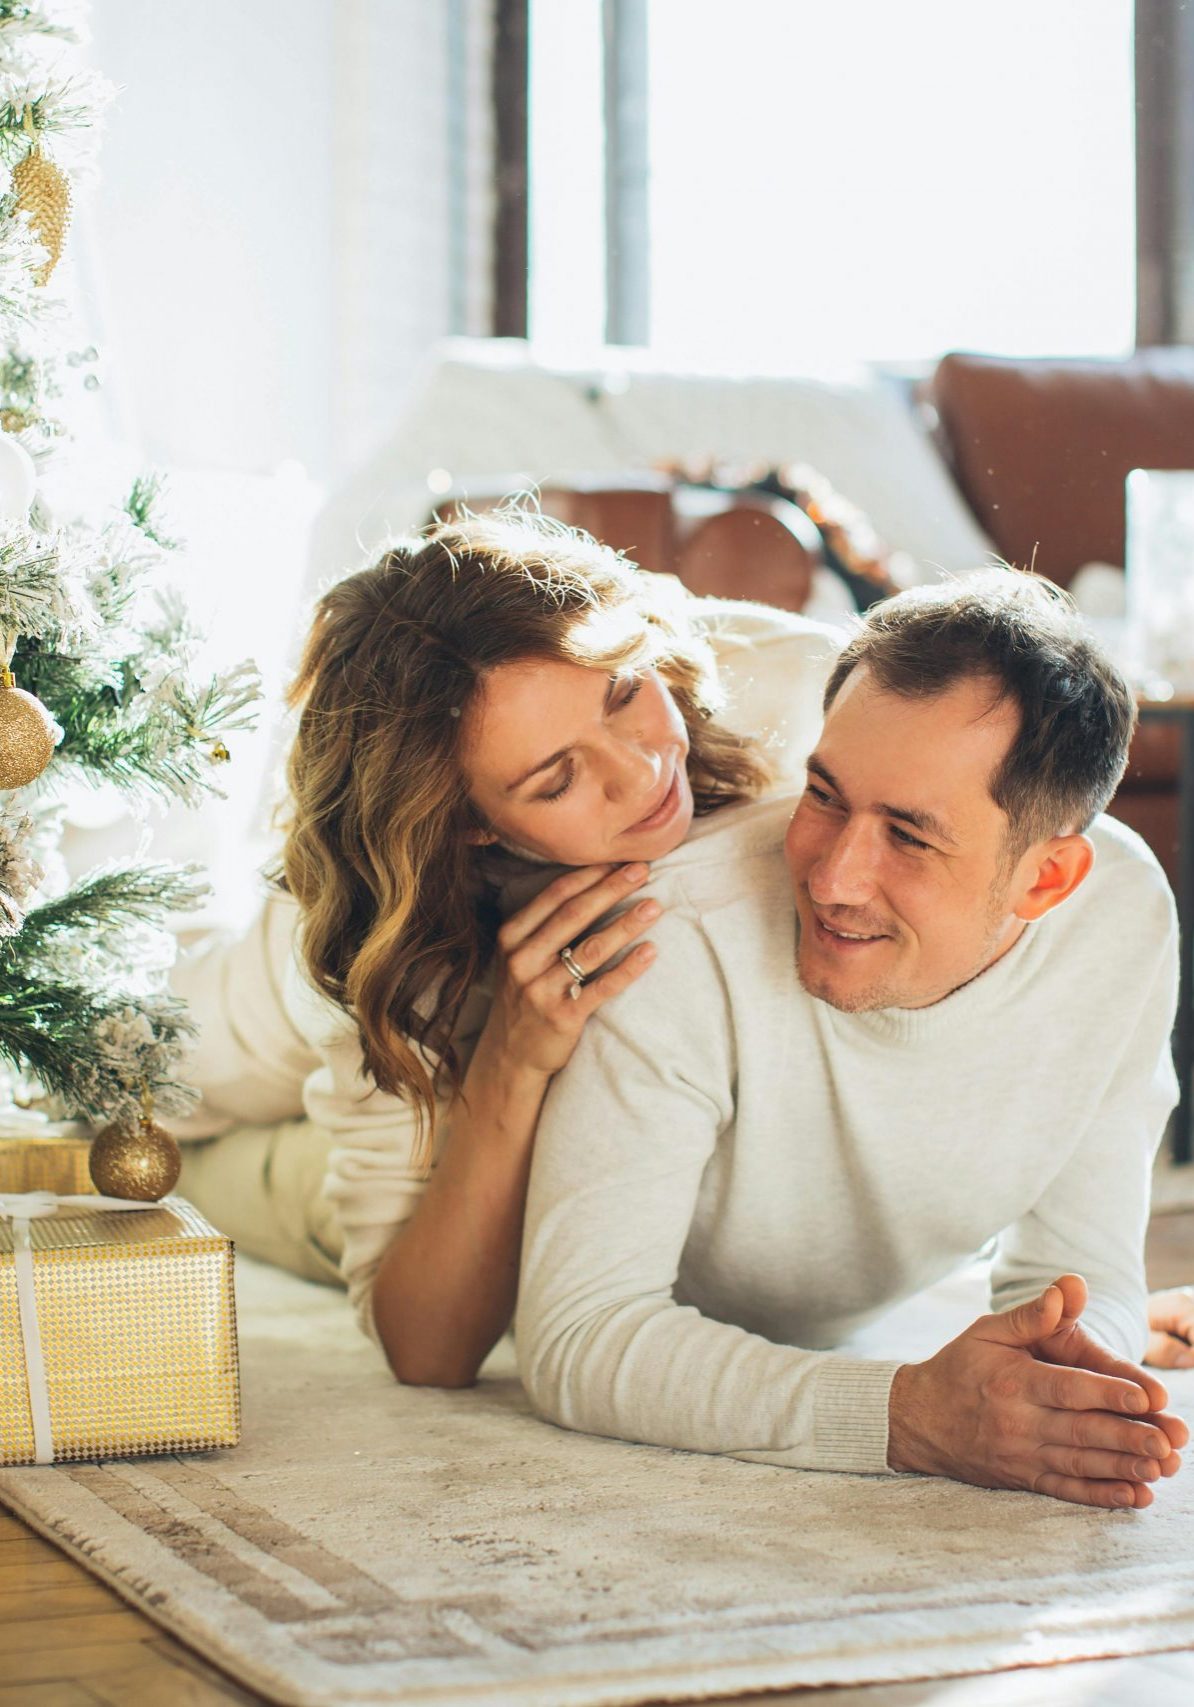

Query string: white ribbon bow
1 1191 168 1465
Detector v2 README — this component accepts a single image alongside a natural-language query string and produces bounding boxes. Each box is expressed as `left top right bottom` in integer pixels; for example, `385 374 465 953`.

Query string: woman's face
461 658 694 865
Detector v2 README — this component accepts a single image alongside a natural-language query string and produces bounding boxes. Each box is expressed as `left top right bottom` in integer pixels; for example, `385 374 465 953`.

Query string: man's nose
807 820 879 906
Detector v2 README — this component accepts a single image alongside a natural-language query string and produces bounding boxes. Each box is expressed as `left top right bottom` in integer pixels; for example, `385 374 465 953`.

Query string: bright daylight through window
530 0 1136 365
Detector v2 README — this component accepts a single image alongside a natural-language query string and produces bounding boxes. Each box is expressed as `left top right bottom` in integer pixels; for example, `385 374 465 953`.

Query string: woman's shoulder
690 595 847 662
651 793 795 900
279 922 358 1049
688 596 845 789
278 896 497 1065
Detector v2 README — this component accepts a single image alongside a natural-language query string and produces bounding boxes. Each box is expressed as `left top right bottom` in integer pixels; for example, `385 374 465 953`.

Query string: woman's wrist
459 1034 553 1139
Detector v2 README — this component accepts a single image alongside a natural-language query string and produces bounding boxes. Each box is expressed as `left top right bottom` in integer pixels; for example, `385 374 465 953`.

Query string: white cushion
310 338 995 589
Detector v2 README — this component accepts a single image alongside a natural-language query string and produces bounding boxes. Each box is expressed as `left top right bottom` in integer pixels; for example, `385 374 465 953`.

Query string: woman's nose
603 738 660 803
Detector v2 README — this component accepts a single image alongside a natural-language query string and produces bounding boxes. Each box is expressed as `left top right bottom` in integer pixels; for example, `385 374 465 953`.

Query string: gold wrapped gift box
0 1131 95 1196
0 1197 240 1465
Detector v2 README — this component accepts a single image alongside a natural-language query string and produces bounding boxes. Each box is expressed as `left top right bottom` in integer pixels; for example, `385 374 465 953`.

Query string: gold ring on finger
559 945 587 993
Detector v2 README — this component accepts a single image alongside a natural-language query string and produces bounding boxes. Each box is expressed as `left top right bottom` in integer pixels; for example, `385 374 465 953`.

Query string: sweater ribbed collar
819 910 1049 1046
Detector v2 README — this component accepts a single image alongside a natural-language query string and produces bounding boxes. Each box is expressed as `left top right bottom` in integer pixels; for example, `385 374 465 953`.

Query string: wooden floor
2 1210 1191 1707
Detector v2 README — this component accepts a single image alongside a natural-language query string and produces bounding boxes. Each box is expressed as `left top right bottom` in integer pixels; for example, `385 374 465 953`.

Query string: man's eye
806 783 838 808
891 825 930 851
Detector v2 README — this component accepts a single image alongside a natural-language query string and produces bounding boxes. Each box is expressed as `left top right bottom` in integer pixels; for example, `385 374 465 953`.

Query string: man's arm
988 896 1179 1359
519 899 1187 1506
886 891 1188 1510
517 918 902 1476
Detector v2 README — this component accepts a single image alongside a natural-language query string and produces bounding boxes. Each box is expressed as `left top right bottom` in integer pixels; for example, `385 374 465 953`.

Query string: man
517 571 1189 1509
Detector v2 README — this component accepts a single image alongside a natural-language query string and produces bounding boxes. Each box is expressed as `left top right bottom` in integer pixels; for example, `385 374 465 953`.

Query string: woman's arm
171 891 318 1138
370 860 660 1387
369 1039 546 1386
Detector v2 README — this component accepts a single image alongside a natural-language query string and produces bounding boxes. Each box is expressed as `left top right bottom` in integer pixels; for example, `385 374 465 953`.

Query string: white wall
331 0 495 477
86 0 339 479
63 3 495 915
84 1 494 487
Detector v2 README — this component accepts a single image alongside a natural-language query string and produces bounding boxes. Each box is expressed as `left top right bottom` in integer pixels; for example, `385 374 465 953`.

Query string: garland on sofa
657 456 907 609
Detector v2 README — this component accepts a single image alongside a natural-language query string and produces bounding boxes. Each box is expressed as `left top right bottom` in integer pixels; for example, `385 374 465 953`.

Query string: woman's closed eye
534 677 641 802
537 759 576 803
611 673 644 711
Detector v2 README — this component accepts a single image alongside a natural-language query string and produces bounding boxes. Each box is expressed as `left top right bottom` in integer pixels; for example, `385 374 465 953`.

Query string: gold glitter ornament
0 666 57 788
89 1113 182 1202
12 114 71 287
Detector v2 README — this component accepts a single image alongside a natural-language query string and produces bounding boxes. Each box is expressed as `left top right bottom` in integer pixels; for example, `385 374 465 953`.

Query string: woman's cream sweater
171 600 845 1334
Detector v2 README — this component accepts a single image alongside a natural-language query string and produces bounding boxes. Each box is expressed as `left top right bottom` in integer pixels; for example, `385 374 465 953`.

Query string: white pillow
310 338 996 589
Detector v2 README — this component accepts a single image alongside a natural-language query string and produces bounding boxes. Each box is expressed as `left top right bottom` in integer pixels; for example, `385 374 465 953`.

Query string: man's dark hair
823 569 1137 853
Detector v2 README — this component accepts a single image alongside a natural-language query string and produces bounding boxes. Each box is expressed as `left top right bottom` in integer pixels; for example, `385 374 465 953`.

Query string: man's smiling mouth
811 911 892 947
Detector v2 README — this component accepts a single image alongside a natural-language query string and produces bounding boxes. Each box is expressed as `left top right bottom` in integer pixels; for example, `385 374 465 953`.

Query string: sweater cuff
1080 1300 1148 1366
812 1356 903 1473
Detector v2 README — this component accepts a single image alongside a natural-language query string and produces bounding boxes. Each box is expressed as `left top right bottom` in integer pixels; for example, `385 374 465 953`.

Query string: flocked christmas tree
0 2 258 1183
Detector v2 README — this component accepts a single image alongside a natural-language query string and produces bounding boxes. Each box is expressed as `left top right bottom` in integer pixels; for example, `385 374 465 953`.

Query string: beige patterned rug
1 1257 1193 1707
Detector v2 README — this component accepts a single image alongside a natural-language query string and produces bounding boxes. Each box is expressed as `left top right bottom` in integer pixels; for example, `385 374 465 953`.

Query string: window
529 0 1136 363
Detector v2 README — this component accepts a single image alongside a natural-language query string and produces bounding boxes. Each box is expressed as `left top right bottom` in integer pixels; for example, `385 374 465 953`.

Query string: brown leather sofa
437 474 824 613
931 349 1194 887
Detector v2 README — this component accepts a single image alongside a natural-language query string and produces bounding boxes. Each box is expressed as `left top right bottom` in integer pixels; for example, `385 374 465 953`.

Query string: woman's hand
1146 1288 1194 1369
482 862 660 1079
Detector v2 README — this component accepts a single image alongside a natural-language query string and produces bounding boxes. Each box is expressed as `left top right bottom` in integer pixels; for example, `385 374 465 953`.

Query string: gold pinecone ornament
12 113 71 286
89 1098 182 1202
0 665 57 788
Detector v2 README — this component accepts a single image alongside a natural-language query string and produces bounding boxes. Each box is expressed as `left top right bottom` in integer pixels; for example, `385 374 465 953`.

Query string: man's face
784 667 1039 1012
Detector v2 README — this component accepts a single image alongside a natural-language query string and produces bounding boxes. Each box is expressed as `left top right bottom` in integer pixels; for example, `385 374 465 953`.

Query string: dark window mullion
493 0 529 338
603 0 650 347
1135 0 1194 345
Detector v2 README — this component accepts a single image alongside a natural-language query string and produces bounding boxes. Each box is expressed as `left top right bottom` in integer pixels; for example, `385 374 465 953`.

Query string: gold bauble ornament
0 666 57 788
12 142 71 286
89 1114 182 1202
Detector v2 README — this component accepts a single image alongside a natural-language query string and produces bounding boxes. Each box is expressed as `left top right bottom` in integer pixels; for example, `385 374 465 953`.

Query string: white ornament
0 434 36 520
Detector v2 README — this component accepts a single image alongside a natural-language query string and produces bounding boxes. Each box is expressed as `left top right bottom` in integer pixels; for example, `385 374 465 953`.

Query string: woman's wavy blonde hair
281 505 771 1153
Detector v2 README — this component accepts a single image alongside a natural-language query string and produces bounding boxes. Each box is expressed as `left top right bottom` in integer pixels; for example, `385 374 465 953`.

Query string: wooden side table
1138 698 1194 1164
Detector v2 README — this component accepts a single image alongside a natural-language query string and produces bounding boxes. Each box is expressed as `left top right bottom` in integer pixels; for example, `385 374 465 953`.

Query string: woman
175 507 1194 1382
175 505 837 1383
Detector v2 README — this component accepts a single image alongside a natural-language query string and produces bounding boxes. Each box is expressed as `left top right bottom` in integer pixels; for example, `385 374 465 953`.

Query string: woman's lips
627 768 681 835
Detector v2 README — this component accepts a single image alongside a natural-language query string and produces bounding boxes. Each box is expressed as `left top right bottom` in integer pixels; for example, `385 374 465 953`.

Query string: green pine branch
0 978 194 1122
0 348 40 417
0 864 209 1121
124 472 179 552
14 632 261 803
0 3 80 44
0 78 98 159
8 862 207 963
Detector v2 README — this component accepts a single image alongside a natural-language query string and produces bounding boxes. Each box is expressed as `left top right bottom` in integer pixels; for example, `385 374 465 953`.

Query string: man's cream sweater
516 794 1179 1475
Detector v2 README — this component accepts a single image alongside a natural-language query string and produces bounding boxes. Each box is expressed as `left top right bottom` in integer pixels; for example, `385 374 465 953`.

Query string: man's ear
1012 833 1094 922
